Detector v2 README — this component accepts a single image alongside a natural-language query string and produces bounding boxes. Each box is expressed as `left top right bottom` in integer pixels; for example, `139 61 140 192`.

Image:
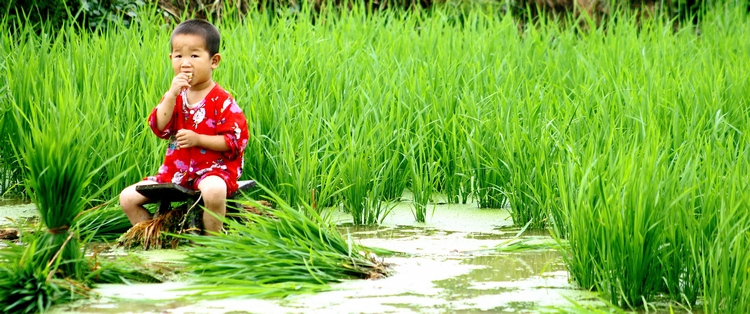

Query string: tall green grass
406 136 439 223
4 4 750 311
0 23 20 197
550 7 750 311
1 64 152 311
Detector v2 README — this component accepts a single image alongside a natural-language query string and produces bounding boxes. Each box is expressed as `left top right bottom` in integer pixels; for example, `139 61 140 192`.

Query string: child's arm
175 130 229 151
155 73 192 132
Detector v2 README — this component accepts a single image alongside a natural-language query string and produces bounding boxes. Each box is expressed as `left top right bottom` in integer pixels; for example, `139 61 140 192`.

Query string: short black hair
170 19 220 56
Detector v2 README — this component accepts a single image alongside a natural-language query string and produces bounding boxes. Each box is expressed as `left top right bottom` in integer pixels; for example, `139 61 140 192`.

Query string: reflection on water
338 224 457 240
464 231 516 240
0 198 30 206
464 251 564 282
448 302 538 314
435 251 566 301
55 299 195 313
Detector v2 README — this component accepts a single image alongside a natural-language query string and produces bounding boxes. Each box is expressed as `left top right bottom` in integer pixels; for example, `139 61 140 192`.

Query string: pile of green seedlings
181 191 393 299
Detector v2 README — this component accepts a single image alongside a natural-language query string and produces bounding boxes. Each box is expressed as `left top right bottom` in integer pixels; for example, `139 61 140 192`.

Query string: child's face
169 34 220 85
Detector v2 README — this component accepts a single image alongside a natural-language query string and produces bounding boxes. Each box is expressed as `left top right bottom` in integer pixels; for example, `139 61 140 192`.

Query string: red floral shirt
147 84 249 195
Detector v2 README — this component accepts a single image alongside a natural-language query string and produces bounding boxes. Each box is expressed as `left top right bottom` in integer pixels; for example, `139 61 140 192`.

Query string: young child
119 19 249 235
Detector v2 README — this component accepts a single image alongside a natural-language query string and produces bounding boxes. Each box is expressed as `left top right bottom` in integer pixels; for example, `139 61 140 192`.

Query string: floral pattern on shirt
148 84 249 195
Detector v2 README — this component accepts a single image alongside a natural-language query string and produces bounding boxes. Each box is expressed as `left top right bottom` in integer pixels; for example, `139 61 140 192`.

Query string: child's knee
199 176 227 201
119 182 153 207
119 186 137 206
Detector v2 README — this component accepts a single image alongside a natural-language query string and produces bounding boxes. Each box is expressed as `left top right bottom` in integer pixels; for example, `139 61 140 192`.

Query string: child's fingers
175 130 194 148
172 74 191 89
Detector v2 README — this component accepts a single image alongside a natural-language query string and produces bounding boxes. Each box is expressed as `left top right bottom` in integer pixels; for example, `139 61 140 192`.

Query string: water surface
50 200 602 313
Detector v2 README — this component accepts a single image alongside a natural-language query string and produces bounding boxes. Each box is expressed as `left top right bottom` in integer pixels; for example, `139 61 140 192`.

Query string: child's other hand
176 129 200 148
168 72 192 97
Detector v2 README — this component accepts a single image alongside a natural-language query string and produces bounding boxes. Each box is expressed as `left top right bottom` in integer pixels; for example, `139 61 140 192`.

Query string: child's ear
211 54 221 69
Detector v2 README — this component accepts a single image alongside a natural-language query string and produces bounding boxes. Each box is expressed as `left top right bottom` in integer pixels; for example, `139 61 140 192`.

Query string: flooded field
0 197 603 313
0 201 36 224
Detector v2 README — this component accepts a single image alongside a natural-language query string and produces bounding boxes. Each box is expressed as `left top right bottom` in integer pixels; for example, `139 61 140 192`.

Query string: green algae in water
434 251 567 301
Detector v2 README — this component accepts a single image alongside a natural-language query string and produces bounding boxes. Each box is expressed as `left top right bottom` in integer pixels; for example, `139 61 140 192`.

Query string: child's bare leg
119 180 158 225
197 176 227 235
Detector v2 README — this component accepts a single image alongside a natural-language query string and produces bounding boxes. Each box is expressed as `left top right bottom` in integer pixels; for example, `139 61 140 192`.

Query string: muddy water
33 195 603 313
0 200 36 225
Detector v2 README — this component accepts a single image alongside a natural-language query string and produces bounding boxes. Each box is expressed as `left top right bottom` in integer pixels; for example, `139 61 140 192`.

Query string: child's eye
191 55 199 58
174 55 182 58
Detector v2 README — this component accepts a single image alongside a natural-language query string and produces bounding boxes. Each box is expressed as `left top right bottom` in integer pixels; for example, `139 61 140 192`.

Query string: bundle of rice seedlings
117 204 194 250
118 201 275 250
0 239 90 313
180 190 393 299
7 103 138 311
0 239 163 312
15 129 90 279
75 205 133 243
12 101 130 278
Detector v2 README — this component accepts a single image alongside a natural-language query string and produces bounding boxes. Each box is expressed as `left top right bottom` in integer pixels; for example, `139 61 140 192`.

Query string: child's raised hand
176 129 200 148
167 72 193 97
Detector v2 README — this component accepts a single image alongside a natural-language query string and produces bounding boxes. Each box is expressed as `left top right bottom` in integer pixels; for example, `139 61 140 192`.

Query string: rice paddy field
1 3 750 313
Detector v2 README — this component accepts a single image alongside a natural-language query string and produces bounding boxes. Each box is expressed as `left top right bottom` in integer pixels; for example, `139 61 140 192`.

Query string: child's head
170 19 220 56
169 19 222 86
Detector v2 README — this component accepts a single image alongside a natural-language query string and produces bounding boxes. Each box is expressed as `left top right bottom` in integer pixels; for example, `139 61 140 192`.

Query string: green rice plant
13 122 91 279
10 59 131 277
0 30 21 197
495 103 561 229
337 147 393 225
656 146 703 306
549 7 750 310
696 128 750 313
699 191 750 313
553 150 597 290
559 143 668 308
0 240 89 314
0 233 162 313
405 137 439 223
494 237 562 253
556 128 732 310
377 139 410 203
256 109 346 215
260 131 313 209
336 120 401 225
74 205 132 243
432 115 472 204
3 11 170 202
465 119 508 209
180 187 392 299
374 127 410 203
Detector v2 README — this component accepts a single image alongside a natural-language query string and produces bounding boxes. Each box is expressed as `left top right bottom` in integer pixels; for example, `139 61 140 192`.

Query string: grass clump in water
0 240 89 313
0 92 162 312
75 205 133 243
181 190 393 299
